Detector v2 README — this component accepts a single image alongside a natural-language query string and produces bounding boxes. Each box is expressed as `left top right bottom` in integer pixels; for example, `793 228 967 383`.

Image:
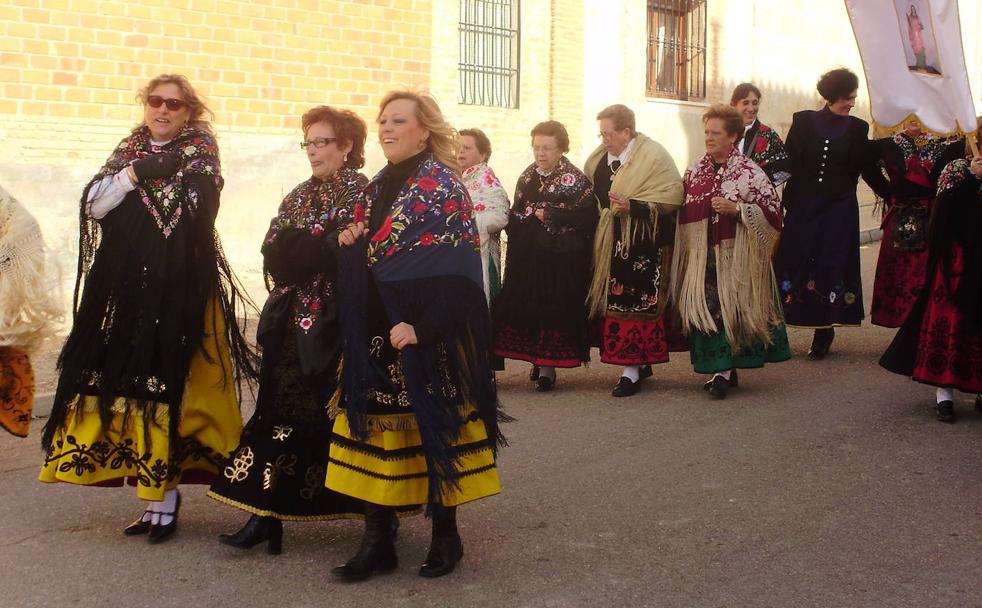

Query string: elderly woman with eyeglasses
492 120 598 392
40 74 258 544
208 106 371 554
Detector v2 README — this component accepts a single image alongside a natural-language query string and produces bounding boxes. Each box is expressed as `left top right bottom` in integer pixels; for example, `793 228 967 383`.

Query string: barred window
459 0 521 108
646 0 707 101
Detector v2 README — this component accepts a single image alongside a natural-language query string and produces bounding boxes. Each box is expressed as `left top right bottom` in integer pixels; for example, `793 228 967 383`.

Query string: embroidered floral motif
43 433 223 488
263 169 367 334
224 446 255 482
93 125 222 239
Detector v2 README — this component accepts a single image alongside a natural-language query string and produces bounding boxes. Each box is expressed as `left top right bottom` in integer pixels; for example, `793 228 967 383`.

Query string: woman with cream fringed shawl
0 185 61 437
674 105 790 400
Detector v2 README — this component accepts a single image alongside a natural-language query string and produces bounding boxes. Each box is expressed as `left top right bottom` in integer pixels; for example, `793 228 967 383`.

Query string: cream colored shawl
0 186 60 352
583 133 684 317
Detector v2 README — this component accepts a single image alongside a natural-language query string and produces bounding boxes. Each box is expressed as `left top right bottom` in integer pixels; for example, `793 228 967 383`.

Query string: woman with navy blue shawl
328 92 505 581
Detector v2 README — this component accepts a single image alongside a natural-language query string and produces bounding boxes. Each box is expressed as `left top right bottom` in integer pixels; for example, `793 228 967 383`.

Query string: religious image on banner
896 0 941 75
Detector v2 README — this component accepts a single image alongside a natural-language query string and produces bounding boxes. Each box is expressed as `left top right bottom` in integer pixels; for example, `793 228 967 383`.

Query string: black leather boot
331 503 398 582
219 514 283 555
807 328 835 360
419 504 463 578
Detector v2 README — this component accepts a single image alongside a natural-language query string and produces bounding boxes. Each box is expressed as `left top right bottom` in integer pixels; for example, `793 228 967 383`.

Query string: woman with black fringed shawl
40 75 258 544
208 106 375 554
327 91 506 581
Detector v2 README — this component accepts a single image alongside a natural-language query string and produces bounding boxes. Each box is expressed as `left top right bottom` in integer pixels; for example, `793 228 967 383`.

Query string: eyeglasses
147 95 188 111
597 130 624 140
300 137 337 150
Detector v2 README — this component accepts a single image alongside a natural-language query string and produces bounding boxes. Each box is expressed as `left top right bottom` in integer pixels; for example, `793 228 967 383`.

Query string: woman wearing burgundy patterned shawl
492 120 598 392
40 75 258 544
675 105 790 400
329 92 505 581
870 118 964 328
209 106 370 554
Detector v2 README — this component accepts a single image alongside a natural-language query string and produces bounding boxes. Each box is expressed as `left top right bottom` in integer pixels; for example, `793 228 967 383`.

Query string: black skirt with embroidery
207 319 365 520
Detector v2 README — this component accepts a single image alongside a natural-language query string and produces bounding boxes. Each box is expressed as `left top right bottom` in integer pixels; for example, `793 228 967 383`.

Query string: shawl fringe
0 188 62 352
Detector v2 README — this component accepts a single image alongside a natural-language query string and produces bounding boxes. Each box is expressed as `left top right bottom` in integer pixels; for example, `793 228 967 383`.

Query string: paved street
2 242 981 608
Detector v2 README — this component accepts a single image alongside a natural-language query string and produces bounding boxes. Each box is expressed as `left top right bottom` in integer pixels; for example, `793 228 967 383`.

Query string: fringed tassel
671 220 717 335
0 194 62 353
586 207 614 319
716 208 783 350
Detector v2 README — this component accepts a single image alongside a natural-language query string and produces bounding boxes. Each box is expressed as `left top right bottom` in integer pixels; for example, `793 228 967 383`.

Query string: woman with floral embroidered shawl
675 105 790 400
40 75 258 544
493 120 598 392
729 83 791 185
458 128 510 302
208 106 370 554
0 184 61 437
881 151 982 422
328 91 505 581
870 118 964 328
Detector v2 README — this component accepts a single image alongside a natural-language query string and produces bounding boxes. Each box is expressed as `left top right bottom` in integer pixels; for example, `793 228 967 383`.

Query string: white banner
845 0 976 137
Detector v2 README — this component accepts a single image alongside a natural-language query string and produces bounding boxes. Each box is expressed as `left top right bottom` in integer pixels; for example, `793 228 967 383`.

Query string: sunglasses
147 95 188 111
300 137 338 150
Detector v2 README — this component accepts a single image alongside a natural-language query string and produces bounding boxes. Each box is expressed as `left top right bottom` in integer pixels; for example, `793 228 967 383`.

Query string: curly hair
702 104 744 137
378 90 460 174
530 120 570 153
817 68 859 104
301 105 368 169
136 74 215 137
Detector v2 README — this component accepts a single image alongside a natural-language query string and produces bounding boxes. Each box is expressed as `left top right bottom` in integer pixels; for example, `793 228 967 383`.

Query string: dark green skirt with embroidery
689 323 791 374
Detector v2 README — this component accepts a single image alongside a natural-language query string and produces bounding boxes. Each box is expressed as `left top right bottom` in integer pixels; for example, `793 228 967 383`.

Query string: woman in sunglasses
209 106 376 553
40 74 258 544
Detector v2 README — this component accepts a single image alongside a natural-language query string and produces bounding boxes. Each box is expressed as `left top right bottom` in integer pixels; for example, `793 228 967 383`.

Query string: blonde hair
378 90 460 174
136 74 215 137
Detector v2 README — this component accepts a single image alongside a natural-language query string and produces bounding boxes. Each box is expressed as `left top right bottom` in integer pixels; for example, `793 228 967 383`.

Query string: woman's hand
609 193 631 216
389 322 418 350
711 196 740 217
338 221 368 246
969 155 982 178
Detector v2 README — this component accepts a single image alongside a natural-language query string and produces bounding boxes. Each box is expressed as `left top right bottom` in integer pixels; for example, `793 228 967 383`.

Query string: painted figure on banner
898 1 941 75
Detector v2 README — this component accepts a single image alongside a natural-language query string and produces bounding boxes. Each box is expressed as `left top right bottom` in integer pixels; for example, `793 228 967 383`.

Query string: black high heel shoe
147 491 181 544
123 511 154 536
219 515 283 555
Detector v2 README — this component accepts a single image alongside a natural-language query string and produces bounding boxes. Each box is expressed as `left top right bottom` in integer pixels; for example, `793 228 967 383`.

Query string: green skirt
690 323 791 374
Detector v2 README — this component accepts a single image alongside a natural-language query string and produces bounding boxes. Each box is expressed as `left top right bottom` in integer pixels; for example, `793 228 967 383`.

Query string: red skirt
881 245 982 392
871 204 930 328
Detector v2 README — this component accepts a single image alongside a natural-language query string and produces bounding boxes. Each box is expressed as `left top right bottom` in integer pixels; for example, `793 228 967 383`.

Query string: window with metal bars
459 0 521 108
646 0 707 101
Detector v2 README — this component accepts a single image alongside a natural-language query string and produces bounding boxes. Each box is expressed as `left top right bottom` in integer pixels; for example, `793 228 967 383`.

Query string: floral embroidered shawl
263 169 366 335
337 155 504 503
674 151 784 349
462 162 509 299
43 124 258 452
745 122 791 184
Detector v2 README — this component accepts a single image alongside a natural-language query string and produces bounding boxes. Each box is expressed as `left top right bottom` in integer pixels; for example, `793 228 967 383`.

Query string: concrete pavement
2 242 981 608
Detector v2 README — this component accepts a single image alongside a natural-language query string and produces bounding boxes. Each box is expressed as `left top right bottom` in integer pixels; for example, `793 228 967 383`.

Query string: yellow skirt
326 411 501 508
39 307 242 502
0 346 34 438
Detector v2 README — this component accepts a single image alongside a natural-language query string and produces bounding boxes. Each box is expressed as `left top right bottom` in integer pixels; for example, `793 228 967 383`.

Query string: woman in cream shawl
0 185 60 436
584 104 683 398
674 105 790 400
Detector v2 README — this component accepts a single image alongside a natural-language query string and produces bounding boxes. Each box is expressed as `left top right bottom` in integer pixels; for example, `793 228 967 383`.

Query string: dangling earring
343 153 348 162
